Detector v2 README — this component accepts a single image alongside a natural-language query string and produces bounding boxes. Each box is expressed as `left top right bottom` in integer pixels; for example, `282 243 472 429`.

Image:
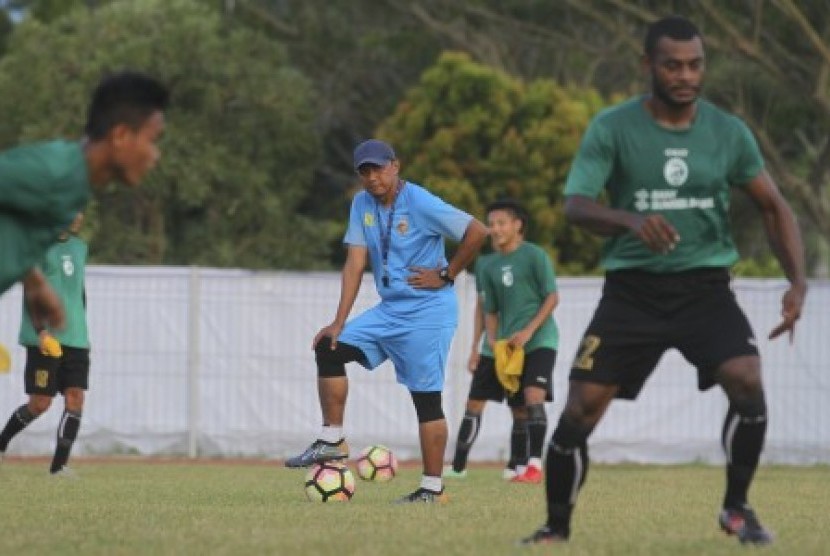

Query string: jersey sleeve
481 265 497 314
564 117 615 199
410 186 473 242
342 194 367 246
728 118 765 187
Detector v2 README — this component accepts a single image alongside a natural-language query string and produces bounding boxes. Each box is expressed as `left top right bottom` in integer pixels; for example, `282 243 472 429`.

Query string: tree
0 0 334 268
377 52 606 273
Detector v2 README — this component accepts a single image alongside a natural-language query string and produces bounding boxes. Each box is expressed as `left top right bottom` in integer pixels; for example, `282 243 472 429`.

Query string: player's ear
108 123 134 149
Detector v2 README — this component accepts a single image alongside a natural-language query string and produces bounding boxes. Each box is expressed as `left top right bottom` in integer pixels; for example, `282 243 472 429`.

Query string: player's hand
467 351 480 373
24 270 65 330
406 267 444 289
631 214 680 254
508 329 532 349
38 331 63 357
313 322 344 350
768 282 806 343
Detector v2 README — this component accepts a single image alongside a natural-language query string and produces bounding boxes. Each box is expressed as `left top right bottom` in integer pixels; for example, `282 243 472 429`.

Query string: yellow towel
0 342 10 373
494 340 524 395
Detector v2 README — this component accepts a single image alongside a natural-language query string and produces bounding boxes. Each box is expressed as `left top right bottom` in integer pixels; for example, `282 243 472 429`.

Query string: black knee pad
527 403 547 426
315 337 363 378
551 415 591 451
411 391 444 423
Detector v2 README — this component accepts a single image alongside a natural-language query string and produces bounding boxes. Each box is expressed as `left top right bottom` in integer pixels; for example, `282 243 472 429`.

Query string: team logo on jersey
396 218 409 235
363 212 375 226
663 157 689 186
62 255 74 276
501 266 514 287
35 369 50 388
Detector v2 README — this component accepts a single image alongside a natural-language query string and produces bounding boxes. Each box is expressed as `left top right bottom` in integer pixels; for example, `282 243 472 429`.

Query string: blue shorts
338 307 456 392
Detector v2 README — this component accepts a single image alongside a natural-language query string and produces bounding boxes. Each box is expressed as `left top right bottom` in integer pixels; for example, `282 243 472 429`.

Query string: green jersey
565 96 764 272
19 236 89 348
481 242 559 351
0 140 91 293
473 254 495 357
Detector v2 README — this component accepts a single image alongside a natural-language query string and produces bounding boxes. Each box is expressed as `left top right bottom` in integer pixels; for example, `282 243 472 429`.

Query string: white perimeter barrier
0 267 827 464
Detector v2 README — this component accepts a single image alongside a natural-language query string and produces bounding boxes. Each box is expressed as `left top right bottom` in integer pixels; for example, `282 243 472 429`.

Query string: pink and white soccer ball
356 445 398 482
304 461 355 502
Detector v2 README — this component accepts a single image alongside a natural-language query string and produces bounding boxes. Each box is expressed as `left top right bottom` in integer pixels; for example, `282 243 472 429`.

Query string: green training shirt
473 253 495 358
19 235 90 349
0 140 91 293
481 242 559 351
565 96 764 272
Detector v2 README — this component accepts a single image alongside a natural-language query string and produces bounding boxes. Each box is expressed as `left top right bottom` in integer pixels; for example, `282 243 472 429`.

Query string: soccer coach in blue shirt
287 139 488 503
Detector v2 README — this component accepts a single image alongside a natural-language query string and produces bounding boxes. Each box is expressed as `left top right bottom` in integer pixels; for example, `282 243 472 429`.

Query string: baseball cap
353 139 396 171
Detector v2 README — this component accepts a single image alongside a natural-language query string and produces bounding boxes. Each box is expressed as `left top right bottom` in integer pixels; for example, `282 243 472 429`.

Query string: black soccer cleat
719 505 774 545
518 525 569 545
392 487 448 504
284 439 349 468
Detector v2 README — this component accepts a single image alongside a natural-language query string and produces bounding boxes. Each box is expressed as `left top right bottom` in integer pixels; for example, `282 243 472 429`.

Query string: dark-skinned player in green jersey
0 72 168 372
522 16 805 546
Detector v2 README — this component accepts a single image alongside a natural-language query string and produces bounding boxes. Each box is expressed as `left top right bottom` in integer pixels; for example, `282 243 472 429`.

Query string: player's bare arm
484 312 499 352
22 268 65 331
564 195 680 254
407 218 488 288
509 292 559 349
742 171 807 341
314 245 368 349
468 297 485 372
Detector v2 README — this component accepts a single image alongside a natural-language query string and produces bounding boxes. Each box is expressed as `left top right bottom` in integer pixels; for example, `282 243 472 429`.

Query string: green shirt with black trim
565 96 764 272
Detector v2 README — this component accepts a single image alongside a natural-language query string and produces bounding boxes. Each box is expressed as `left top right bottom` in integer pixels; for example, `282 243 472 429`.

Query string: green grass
0 459 827 555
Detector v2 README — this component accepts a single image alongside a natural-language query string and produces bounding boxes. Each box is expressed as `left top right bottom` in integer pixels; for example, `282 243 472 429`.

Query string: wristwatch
438 267 454 285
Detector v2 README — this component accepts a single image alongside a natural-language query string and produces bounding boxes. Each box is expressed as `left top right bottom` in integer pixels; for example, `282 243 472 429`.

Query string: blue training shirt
344 181 473 327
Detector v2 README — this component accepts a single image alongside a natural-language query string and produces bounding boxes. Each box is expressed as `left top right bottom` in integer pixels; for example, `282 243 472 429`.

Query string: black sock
451 410 481 472
50 409 82 473
0 405 38 451
526 404 547 463
545 420 590 537
722 406 767 509
507 418 528 469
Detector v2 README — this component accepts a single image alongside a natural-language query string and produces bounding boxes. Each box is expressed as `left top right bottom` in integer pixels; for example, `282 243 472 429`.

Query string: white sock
420 475 443 493
320 426 343 443
528 457 542 470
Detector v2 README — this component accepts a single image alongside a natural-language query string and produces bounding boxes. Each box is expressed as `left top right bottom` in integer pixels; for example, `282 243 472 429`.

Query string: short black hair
85 71 170 140
644 16 701 57
485 199 529 234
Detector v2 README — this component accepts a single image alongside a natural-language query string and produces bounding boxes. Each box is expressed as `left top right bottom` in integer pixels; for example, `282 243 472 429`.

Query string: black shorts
24 346 90 396
468 348 557 407
569 268 759 400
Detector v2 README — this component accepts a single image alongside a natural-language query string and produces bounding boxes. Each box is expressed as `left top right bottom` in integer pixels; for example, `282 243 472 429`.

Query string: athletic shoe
502 467 518 480
511 464 542 484
284 439 349 468
719 505 774 545
392 487 448 504
442 466 467 479
50 466 79 480
518 525 568 545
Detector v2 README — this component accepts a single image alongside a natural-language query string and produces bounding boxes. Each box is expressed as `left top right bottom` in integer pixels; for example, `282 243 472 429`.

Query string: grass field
0 458 827 555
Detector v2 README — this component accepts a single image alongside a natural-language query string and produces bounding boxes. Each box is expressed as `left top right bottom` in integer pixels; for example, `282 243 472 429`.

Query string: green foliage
378 52 605 273
0 0 333 268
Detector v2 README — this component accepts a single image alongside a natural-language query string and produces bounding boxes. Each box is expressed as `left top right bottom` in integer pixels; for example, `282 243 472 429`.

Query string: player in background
0 71 168 369
446 200 560 482
285 139 488 503
522 16 806 546
0 213 90 476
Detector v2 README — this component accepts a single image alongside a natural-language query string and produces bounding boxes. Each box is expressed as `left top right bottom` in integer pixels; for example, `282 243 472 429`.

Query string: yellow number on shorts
35 369 50 388
573 335 601 371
